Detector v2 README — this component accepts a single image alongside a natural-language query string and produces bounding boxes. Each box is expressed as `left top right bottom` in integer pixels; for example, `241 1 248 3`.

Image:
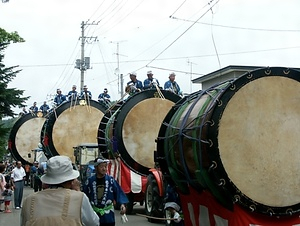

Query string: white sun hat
40 156 79 185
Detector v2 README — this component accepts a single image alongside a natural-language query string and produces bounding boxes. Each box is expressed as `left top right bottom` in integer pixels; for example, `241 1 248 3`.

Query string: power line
93 0 145 37
16 45 300 68
146 0 220 66
169 0 188 18
210 10 221 69
171 17 300 32
146 65 203 76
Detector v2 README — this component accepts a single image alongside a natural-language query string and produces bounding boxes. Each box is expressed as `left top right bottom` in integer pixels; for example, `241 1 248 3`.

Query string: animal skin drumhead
218 76 300 207
51 105 104 162
15 117 46 164
122 98 175 169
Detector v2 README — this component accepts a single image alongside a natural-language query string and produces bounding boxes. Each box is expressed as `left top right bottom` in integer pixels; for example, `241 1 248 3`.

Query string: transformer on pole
75 21 99 92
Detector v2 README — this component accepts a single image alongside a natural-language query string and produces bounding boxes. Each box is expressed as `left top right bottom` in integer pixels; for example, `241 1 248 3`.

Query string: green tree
0 28 28 160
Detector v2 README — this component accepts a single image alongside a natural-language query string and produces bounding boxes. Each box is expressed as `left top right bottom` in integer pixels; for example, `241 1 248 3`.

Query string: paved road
0 186 164 226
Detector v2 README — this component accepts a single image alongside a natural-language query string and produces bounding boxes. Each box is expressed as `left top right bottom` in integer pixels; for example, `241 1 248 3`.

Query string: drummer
54 89 67 106
125 72 143 95
67 85 78 102
143 70 160 90
80 85 92 100
164 72 182 96
29 102 38 114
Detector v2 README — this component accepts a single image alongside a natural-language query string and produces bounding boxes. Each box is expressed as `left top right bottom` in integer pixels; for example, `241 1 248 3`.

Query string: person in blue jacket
143 70 160 90
67 85 78 102
98 88 111 104
80 85 92 100
39 101 50 116
164 72 182 96
84 157 128 226
29 102 38 114
53 88 67 106
125 72 143 95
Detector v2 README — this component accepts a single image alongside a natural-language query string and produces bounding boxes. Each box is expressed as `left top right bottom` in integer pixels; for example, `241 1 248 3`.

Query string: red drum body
8 113 46 165
157 67 300 216
99 89 182 176
42 100 107 162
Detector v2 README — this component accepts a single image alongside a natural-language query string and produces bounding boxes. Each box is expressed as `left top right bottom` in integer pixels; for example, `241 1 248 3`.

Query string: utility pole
75 21 99 92
111 41 127 99
187 59 197 93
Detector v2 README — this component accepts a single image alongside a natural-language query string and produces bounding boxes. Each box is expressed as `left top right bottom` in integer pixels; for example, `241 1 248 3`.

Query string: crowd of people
0 160 46 213
0 156 130 225
20 70 182 116
126 70 183 96
22 84 110 116
0 155 184 225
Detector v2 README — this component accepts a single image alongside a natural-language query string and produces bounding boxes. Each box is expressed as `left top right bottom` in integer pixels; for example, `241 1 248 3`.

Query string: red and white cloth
179 187 300 226
107 159 147 194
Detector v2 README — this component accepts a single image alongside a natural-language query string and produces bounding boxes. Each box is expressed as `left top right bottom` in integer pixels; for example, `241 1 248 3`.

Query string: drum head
115 90 181 176
42 100 107 162
8 114 46 165
209 67 300 215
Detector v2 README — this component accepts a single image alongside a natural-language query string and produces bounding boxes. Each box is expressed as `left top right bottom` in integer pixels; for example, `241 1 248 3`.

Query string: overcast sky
1 0 300 112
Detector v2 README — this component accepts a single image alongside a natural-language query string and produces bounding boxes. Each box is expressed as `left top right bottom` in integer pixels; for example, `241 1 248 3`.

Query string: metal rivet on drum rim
208 161 217 171
265 68 272 75
267 208 275 216
229 83 236 90
283 68 290 74
217 99 223 107
249 205 256 212
208 119 215 127
233 195 240 203
246 73 253 79
286 208 293 216
218 178 226 186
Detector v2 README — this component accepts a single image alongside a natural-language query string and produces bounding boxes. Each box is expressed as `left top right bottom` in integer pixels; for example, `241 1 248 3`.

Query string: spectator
39 101 50 116
29 102 38 114
84 157 129 226
164 72 182 96
67 85 78 102
80 85 92 100
125 72 143 95
24 164 31 186
53 89 67 106
0 163 7 212
98 88 111 104
33 162 44 192
4 160 15 184
10 161 26 209
143 70 160 90
30 161 38 189
21 156 99 225
2 183 13 213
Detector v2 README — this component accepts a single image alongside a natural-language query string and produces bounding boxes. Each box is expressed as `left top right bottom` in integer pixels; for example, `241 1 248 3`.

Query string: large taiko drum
98 101 124 155
42 100 107 162
8 113 46 165
103 89 181 176
157 67 300 216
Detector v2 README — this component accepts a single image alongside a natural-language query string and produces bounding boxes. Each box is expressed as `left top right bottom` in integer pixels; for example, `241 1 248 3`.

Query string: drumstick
155 84 165 99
